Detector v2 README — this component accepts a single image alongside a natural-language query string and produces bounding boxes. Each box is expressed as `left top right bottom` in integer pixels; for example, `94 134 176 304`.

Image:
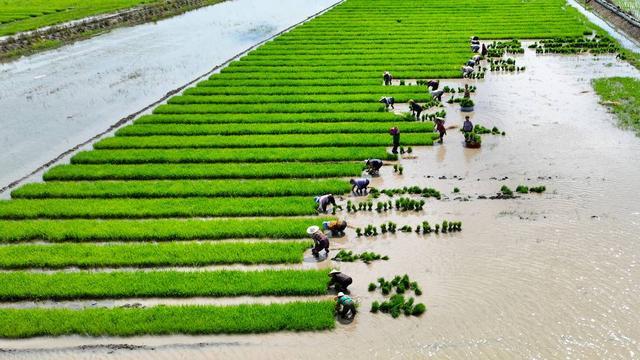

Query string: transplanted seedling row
0 241 311 269
0 301 336 338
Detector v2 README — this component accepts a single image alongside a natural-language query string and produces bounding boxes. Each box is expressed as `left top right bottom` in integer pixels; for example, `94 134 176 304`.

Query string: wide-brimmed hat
337 292 345 297
306 226 320 235
329 269 340 275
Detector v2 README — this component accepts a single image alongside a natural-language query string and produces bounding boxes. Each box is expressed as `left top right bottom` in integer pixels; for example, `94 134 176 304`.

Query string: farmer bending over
431 89 444 102
323 219 347 236
308 226 330 257
328 270 353 292
335 292 357 320
383 71 393 86
315 194 337 213
427 79 440 90
466 59 476 67
379 96 395 109
365 159 383 176
350 178 370 195
461 66 474 78
409 100 423 120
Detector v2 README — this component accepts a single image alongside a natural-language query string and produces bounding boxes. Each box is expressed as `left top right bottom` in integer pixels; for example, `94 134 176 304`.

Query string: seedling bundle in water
393 164 404 174
371 186 441 200
333 249 388 264
369 275 426 318
531 34 619 55
487 39 524 57
471 124 505 136
357 220 462 237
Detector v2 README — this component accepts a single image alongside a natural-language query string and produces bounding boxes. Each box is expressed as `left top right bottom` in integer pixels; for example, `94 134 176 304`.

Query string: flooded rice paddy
0 0 340 191
0 43 639 358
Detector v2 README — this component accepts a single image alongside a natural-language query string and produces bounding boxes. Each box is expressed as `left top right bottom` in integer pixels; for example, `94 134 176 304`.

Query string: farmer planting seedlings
462 116 474 133
323 219 348 236
307 226 330 258
431 89 445 101
379 96 395 109
461 65 475 78
328 269 353 293
315 193 337 213
335 292 357 321
408 100 423 120
427 79 440 90
435 118 447 144
383 71 393 85
365 159 384 176
350 178 370 195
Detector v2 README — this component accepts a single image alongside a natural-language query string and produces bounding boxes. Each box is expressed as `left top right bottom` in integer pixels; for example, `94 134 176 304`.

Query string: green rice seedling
516 185 529 194
0 241 311 269
380 223 387 233
412 303 427 316
398 166 404 175
500 185 514 197
0 301 335 338
0 197 317 220
407 146 413 153
415 225 421 233
367 201 373 211
0 217 328 243
371 301 380 313
43 163 363 181
94 133 436 149
453 187 460 193
154 102 385 115
12 179 350 199
117 122 434 136
0 269 330 300
356 228 362 237
434 224 440 234
399 225 412 233
369 283 377 292
136 112 401 125
422 221 431 234
387 221 397 234
71 147 397 164
529 185 546 193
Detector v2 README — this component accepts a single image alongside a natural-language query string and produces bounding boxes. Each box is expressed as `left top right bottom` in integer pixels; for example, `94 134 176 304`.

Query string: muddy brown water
1 49 640 359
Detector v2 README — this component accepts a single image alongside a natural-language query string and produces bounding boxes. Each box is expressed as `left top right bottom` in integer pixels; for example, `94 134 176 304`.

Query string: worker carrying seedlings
461 66 474 78
431 89 445 102
383 71 393 86
364 159 383 176
408 100 423 120
379 96 395 110
323 219 348 236
328 269 353 292
427 79 440 90
315 194 337 213
308 226 330 257
389 126 400 154
435 117 447 144
335 292 357 320
350 178 370 195
462 116 474 133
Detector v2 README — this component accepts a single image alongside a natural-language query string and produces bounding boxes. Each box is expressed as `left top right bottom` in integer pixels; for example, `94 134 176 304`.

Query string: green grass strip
116 122 434 136
43 162 363 181
592 77 640 134
134 112 402 124
70 147 397 164
0 301 335 338
0 218 328 242
0 197 317 219
0 241 311 269
154 102 384 114
94 133 436 149
167 93 431 104
184 85 426 95
12 179 350 199
0 269 329 300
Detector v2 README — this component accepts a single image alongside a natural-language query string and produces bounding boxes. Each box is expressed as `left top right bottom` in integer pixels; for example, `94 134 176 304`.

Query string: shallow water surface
0 0 339 189
1 47 639 359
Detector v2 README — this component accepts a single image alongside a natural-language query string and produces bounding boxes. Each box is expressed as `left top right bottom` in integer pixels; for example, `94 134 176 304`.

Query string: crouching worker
365 158 383 176
427 79 440 90
308 226 330 257
323 219 347 236
379 96 395 110
461 65 474 78
350 178 370 195
328 269 352 292
315 193 337 213
408 100 423 120
431 89 445 102
383 71 393 85
335 292 356 320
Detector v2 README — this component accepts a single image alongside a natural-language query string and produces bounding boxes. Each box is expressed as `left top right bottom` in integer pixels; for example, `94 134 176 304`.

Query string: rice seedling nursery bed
0 0 600 338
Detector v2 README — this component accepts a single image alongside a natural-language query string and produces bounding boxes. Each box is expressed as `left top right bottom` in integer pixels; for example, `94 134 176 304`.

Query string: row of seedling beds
346 198 426 214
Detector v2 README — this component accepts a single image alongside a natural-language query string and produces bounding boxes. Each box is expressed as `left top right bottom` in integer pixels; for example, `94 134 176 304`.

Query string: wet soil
1 45 639 359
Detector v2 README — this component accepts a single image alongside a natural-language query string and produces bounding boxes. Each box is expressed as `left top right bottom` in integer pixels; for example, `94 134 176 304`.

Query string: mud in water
2 50 640 359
